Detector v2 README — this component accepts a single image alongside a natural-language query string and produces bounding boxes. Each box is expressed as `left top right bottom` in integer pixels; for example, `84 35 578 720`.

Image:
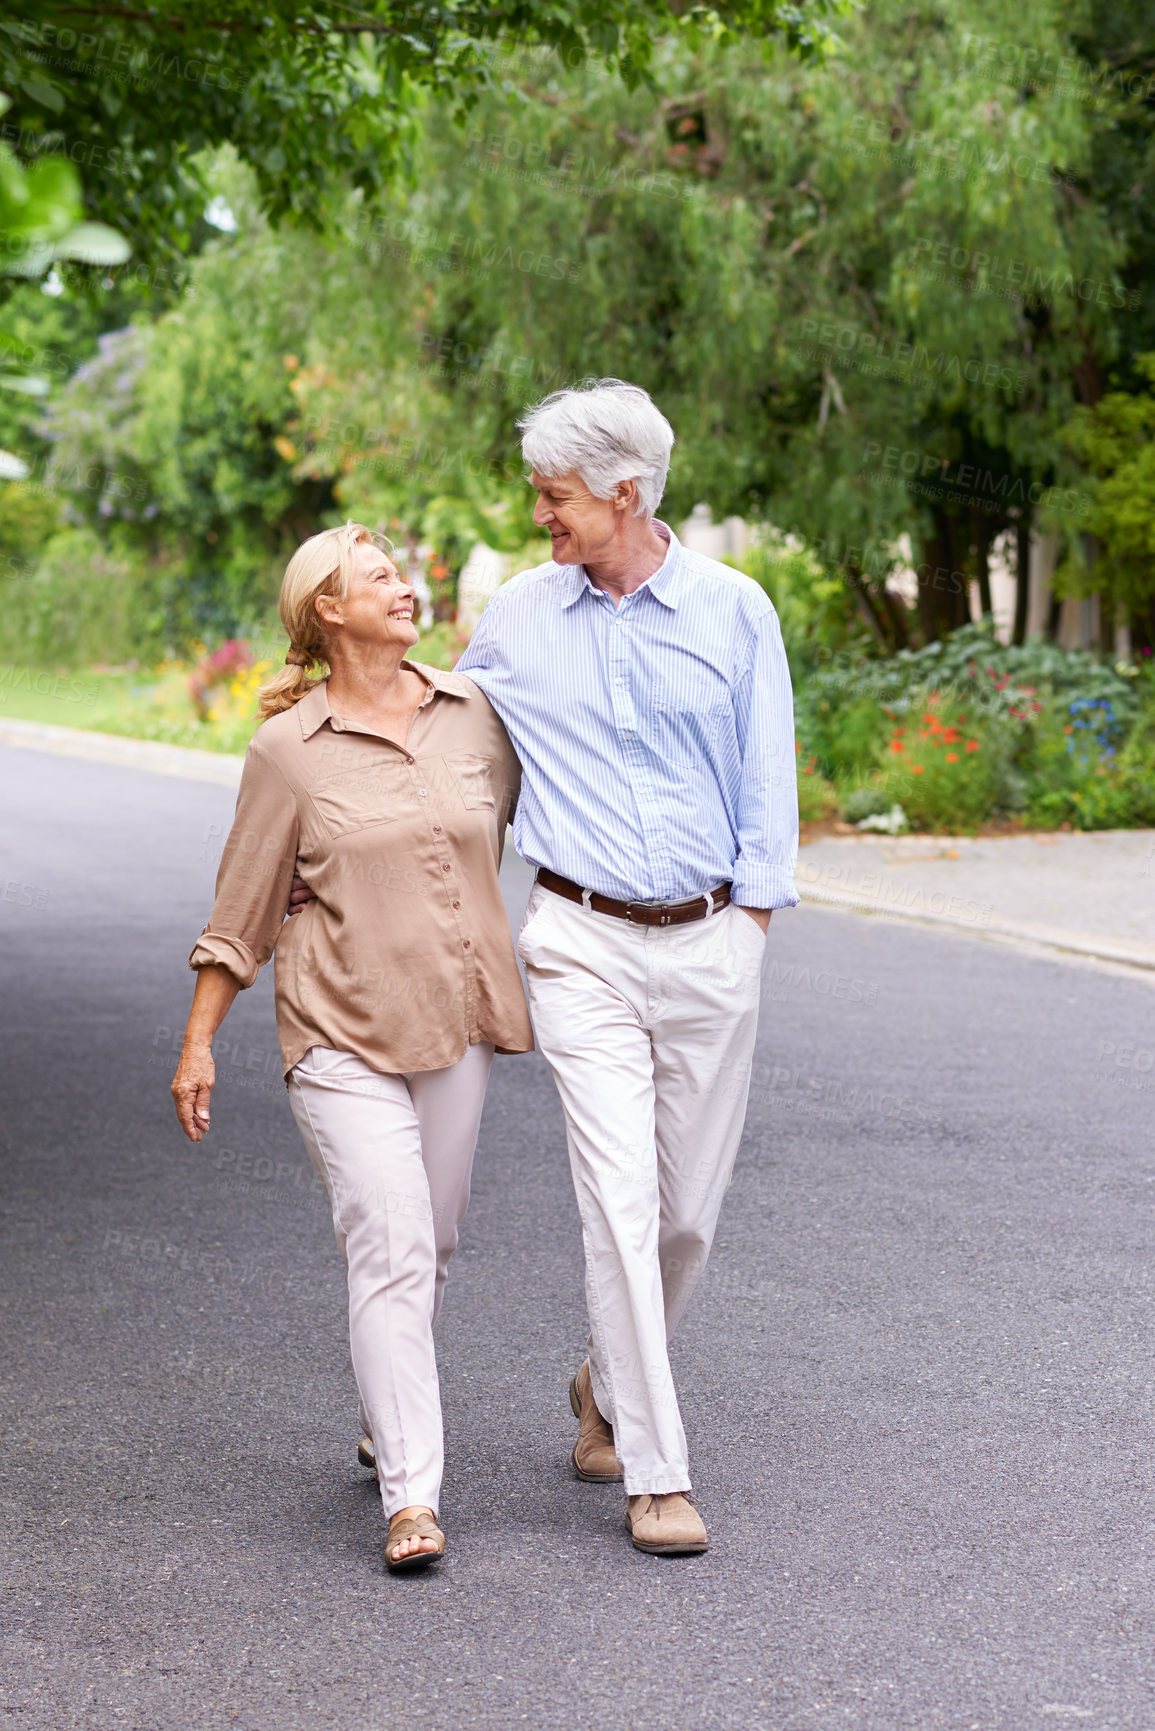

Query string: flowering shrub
879 696 1002 832
798 622 1155 833
189 638 255 721
1024 694 1155 830
794 741 838 823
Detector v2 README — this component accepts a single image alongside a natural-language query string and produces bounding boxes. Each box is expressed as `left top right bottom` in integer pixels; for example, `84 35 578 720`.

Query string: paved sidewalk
0 716 243 786
3 716 1152 974
798 829 1155 974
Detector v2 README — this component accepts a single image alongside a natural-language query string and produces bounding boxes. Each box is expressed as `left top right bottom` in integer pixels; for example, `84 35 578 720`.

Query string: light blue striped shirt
457 524 799 910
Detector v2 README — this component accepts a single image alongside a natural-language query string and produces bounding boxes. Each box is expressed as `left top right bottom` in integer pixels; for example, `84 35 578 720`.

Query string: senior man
457 379 799 1555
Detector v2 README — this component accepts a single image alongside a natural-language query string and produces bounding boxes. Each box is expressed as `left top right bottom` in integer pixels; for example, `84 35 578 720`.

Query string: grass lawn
0 624 464 755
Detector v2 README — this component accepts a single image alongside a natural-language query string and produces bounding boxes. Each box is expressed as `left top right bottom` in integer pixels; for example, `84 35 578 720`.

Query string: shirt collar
558 520 684 610
296 662 472 742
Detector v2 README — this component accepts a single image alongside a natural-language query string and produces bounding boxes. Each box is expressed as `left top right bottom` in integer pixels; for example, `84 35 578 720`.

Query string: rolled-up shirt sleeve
188 734 298 988
730 609 801 910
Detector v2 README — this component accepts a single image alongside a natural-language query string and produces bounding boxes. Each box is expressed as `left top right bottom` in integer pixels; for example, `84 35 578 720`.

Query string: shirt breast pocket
652 675 731 768
449 752 497 811
308 767 406 839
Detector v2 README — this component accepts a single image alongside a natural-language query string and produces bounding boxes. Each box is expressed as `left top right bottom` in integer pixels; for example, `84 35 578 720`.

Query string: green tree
39 160 338 649
279 0 1139 648
1060 353 1155 649
0 89 127 476
24 0 1155 662
0 0 843 272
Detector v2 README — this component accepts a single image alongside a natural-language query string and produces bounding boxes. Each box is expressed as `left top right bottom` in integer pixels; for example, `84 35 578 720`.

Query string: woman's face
320 540 419 654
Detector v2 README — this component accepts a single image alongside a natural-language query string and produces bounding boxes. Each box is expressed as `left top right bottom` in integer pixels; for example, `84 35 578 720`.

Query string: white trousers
287 1041 494 1518
517 883 765 1496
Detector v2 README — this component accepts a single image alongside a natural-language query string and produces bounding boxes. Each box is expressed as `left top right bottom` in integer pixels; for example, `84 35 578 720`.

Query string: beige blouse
189 665 534 1076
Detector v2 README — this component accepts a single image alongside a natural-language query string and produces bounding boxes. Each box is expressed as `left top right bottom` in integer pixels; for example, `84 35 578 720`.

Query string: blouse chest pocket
308 762 408 839
448 752 496 811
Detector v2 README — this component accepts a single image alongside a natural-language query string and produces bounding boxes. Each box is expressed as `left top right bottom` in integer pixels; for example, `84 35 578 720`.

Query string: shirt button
406 756 415 765
418 788 428 797
433 825 442 834
452 900 460 910
463 939 471 949
442 862 451 872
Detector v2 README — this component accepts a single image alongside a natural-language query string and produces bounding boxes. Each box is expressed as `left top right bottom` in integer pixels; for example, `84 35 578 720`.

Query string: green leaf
0 374 50 396
0 449 30 479
53 223 132 267
18 77 65 115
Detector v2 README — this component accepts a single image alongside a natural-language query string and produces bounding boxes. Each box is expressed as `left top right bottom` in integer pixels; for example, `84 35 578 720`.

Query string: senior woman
171 522 532 1574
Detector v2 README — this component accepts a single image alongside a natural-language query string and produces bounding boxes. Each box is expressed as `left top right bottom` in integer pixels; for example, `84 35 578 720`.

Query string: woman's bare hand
172 1045 216 1141
172 966 238 1141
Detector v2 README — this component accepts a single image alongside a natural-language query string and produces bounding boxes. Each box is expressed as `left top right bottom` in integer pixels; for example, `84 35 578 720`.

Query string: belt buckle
626 899 665 926
634 901 673 926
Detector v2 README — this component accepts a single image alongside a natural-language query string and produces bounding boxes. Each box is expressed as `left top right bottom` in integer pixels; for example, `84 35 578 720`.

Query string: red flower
964 740 980 753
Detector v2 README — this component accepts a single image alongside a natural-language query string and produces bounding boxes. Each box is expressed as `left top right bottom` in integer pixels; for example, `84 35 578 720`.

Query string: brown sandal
385 1510 445 1574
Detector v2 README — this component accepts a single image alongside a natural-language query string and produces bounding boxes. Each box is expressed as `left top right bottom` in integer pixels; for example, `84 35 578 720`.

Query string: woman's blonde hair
256 522 391 720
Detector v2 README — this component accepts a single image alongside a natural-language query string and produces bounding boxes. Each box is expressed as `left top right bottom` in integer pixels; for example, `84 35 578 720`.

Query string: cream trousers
287 1041 494 1519
517 883 765 1496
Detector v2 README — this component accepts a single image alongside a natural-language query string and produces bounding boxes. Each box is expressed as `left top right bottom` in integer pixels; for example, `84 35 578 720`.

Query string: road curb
0 717 243 787
800 883 1155 975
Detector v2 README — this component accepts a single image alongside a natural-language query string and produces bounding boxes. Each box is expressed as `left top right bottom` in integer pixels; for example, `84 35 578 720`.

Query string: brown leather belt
536 868 731 927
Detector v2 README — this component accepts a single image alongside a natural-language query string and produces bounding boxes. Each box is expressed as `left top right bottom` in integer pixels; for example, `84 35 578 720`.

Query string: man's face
530 470 620 566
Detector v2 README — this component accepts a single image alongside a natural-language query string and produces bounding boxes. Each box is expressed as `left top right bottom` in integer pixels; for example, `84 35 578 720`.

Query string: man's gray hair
518 378 675 519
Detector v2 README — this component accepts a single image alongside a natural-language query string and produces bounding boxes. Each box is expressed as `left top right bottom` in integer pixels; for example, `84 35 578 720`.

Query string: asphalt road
1 743 1153 1731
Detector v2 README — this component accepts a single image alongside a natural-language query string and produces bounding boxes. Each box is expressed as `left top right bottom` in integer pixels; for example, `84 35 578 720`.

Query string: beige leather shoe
569 1360 624 1482
625 1492 709 1555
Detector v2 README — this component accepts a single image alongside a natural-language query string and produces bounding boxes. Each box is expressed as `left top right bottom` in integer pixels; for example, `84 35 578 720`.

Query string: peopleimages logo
15 20 235 90
849 115 1077 189
799 320 1026 394
0 665 98 705
908 240 1133 310
861 442 1090 515
764 961 878 1005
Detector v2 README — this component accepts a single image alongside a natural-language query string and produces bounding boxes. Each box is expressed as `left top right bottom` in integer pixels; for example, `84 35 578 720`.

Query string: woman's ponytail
256 641 326 720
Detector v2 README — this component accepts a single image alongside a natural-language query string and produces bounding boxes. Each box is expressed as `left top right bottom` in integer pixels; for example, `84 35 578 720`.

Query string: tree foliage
265 0 1148 645
10 0 1155 660
1060 353 1155 632
0 0 844 270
